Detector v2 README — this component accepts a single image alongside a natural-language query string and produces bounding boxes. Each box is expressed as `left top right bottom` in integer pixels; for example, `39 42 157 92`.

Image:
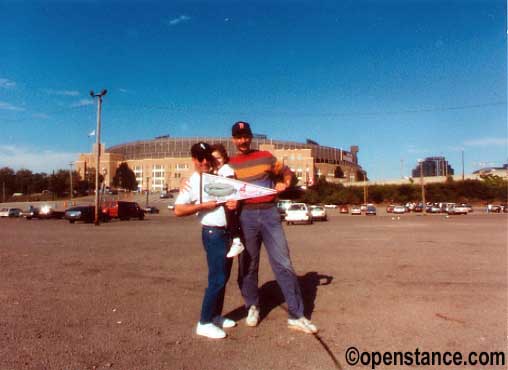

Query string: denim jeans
238 206 304 319
200 226 232 324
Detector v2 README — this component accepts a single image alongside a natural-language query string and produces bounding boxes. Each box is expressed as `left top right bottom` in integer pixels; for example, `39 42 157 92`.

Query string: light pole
90 89 107 225
146 175 150 207
69 162 74 203
363 170 368 205
419 159 426 213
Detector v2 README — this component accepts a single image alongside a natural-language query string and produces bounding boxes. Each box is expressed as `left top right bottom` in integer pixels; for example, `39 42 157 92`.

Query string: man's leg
259 207 304 319
238 209 262 308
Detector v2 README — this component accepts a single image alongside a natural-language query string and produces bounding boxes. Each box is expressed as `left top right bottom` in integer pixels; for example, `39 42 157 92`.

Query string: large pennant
201 173 277 203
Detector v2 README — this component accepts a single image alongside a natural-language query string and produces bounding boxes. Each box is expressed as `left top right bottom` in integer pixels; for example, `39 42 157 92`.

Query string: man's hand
275 182 288 193
200 201 218 210
225 199 238 210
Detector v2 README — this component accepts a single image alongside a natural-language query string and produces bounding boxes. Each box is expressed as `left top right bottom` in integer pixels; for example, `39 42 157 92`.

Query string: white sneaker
212 316 237 329
227 238 245 258
196 322 227 339
288 317 318 334
246 305 259 327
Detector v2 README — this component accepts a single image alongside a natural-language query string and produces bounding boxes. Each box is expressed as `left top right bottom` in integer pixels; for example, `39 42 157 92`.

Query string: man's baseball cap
191 142 214 162
232 121 253 138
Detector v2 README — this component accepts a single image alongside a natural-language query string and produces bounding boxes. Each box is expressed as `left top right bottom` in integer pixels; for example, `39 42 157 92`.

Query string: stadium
75 135 365 192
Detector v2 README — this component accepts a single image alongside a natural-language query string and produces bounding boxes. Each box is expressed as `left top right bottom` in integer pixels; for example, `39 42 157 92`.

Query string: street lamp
90 89 107 225
418 159 426 214
69 162 74 203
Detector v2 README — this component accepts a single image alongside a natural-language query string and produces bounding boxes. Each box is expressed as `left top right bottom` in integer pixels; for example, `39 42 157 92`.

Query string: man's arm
274 165 293 193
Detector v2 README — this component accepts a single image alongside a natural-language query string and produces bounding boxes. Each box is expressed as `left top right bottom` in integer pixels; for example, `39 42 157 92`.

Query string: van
102 201 144 221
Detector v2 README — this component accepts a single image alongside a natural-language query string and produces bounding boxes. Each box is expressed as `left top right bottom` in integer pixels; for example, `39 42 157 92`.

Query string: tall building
75 136 365 191
411 156 454 177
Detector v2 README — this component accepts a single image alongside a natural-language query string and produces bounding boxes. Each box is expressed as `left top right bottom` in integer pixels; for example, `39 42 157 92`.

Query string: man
229 121 318 334
174 142 238 339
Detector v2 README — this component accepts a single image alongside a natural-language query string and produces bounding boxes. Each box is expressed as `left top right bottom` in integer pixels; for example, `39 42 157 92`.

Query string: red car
102 201 144 221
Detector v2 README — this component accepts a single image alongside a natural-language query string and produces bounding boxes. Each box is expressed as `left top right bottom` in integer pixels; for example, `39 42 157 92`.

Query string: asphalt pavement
0 210 506 370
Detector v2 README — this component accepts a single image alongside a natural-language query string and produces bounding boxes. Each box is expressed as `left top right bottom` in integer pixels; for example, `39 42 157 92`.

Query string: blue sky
0 0 506 180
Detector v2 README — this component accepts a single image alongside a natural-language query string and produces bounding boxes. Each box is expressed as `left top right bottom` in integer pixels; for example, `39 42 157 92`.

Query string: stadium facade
75 136 365 191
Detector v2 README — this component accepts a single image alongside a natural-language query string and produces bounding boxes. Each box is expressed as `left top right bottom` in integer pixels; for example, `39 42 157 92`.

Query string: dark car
143 206 160 214
160 192 173 199
65 206 109 223
366 205 377 216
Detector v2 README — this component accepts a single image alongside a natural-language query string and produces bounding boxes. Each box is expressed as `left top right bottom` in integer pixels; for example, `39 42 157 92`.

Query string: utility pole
363 171 368 204
461 150 465 181
2 181 5 203
69 162 74 203
90 89 107 226
419 160 426 213
400 159 404 179
146 175 150 207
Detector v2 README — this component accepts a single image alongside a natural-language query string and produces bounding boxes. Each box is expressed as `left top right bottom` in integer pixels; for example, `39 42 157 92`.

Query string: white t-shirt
217 163 234 178
175 170 230 227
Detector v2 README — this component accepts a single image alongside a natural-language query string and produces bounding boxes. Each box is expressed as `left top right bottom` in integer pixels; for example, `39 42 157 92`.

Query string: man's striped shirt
229 150 284 204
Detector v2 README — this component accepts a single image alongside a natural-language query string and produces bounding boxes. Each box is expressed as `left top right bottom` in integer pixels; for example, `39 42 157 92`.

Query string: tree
15 169 33 194
0 167 16 201
112 162 138 191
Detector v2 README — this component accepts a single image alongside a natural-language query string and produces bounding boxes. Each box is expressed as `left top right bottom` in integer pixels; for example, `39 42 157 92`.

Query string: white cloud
463 138 508 147
168 15 191 26
0 101 24 111
43 89 80 96
118 88 132 94
0 78 16 88
0 145 78 173
71 99 94 107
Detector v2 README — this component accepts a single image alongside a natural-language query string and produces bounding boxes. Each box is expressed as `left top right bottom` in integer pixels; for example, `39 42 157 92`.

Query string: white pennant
201 173 277 203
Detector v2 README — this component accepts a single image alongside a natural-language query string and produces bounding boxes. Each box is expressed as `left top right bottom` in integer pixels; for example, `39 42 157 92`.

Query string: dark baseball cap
190 142 214 162
232 121 253 138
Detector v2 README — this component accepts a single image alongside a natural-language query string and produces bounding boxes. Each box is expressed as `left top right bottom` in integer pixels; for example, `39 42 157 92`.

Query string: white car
392 205 406 214
0 208 22 217
447 205 469 215
351 206 362 215
309 205 327 221
285 203 313 225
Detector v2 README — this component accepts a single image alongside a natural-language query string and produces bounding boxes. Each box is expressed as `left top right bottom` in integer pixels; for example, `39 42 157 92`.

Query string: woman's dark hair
210 143 229 164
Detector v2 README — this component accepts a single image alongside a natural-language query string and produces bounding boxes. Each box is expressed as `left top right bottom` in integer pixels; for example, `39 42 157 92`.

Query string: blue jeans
238 206 304 319
200 226 232 324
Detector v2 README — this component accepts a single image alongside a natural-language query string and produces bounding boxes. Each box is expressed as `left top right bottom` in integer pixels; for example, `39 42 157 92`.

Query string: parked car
339 205 349 214
386 204 395 213
351 206 362 215
486 204 502 213
160 192 173 199
392 205 406 214
360 204 368 212
309 205 327 221
143 206 160 214
447 204 469 215
426 204 442 213
413 203 424 213
65 206 109 223
365 205 377 216
285 203 313 225
0 207 22 217
102 201 144 221
25 205 64 219
277 199 293 220
460 204 473 213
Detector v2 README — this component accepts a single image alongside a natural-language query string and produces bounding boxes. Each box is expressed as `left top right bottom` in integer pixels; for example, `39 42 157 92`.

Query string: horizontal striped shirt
229 150 284 204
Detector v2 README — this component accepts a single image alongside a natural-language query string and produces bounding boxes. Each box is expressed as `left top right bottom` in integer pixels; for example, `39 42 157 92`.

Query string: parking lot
0 211 506 370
